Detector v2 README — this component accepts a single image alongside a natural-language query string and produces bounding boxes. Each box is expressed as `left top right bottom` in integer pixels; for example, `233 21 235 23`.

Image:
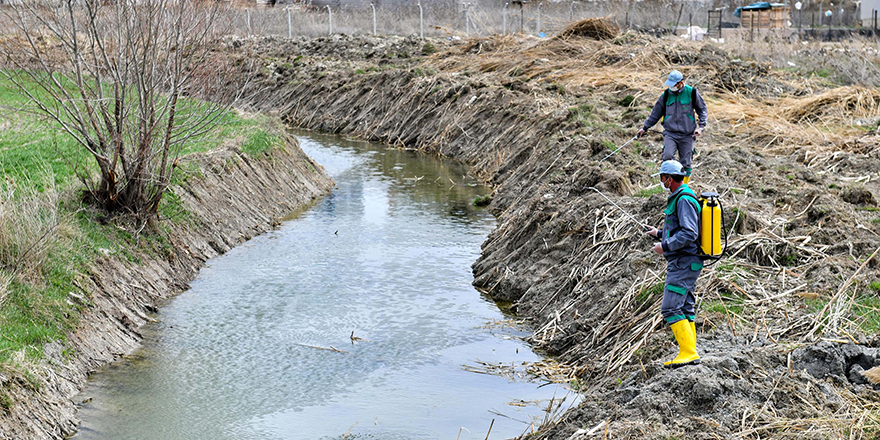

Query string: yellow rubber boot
682 175 690 185
664 320 701 368
690 320 697 340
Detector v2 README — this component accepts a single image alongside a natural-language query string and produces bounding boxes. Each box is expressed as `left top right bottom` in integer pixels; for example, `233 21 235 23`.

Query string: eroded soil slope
238 30 880 438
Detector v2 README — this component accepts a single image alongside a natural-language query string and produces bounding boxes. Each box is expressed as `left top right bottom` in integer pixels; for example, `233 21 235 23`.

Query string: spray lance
586 187 650 232
597 131 658 164
598 136 638 163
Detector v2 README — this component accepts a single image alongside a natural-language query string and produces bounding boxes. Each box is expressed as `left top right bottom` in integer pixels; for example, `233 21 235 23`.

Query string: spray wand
586 187 650 232
598 136 638 163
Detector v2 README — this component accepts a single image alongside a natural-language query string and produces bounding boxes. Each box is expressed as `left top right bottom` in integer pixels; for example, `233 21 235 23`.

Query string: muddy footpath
236 27 880 439
0 137 332 439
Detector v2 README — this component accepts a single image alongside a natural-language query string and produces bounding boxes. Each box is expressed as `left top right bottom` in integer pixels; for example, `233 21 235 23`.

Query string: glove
636 128 646 138
693 127 703 139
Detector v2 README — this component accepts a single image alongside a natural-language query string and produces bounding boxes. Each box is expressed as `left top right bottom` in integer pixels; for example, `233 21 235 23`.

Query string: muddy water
72 132 577 440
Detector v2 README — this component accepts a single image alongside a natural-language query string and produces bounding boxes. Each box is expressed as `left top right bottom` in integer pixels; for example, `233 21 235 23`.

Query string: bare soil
0 137 332 439
235 29 880 438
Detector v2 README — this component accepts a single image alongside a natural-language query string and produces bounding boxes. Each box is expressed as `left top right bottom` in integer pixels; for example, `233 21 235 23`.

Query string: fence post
287 7 292 38
537 2 542 35
519 1 524 33
246 8 252 36
326 5 332 35
751 13 755 41
874 10 878 38
371 3 377 35
465 3 470 36
418 1 424 38
503 2 509 34
673 3 683 33
629 0 636 29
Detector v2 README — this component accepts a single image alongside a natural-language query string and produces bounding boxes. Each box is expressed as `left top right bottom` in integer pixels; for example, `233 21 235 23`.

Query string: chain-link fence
225 0 869 40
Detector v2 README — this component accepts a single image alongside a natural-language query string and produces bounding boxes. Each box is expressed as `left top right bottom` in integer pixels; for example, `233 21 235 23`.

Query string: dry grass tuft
556 17 619 41
0 170 62 282
782 86 880 124
863 366 880 385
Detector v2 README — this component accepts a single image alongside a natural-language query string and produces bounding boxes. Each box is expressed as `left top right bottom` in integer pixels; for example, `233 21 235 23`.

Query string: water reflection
72 132 577 440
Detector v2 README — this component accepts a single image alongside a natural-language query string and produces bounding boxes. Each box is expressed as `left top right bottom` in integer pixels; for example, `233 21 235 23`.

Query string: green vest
662 85 696 123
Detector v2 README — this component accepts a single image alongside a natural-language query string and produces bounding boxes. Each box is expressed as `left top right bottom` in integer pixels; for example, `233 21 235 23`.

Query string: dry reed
556 17 619 41
0 170 62 283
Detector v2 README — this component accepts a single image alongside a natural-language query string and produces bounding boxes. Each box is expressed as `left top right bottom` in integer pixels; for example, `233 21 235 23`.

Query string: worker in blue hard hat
637 70 708 184
644 159 702 368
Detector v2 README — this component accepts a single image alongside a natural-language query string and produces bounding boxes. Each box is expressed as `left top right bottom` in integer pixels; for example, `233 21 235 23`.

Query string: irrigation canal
72 132 578 440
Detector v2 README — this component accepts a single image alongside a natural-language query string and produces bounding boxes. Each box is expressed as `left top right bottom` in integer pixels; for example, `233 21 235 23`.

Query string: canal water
72 132 577 440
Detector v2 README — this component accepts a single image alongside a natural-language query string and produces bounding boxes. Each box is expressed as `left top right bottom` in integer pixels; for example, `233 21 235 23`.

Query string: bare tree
0 0 241 226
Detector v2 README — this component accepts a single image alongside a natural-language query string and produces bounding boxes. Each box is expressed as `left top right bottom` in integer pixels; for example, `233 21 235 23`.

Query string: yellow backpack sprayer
587 187 727 262
675 191 726 261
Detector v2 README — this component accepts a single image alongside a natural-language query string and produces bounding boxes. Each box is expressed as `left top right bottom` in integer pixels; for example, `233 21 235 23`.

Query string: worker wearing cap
644 160 702 368
637 70 708 184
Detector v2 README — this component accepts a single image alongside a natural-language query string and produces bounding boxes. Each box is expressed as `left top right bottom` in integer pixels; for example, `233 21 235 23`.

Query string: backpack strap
677 192 701 214
661 89 669 121
664 188 701 215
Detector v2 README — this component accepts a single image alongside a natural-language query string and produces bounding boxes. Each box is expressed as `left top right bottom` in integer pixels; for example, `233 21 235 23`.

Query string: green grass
472 194 492 207
703 296 745 316
567 103 593 124
635 186 663 198
852 293 880 333
240 129 280 157
0 71 280 369
636 282 664 304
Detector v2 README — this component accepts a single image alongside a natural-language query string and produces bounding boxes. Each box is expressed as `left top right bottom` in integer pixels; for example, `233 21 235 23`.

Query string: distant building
735 2 790 29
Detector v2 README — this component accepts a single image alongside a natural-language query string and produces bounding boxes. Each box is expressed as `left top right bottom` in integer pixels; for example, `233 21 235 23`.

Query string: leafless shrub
0 0 244 226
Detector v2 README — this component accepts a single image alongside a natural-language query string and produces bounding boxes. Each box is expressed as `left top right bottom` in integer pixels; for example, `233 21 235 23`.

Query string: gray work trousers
662 131 695 172
660 256 703 324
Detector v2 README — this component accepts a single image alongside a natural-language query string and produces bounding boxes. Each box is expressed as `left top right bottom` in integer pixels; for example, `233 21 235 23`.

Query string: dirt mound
536 334 870 440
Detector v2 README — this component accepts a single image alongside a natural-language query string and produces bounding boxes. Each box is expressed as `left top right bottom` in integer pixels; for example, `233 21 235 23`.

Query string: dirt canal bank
0 135 332 439
71 132 578 440
236 27 880 438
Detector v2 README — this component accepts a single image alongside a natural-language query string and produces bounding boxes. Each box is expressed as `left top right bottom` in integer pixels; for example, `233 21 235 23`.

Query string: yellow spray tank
699 192 724 257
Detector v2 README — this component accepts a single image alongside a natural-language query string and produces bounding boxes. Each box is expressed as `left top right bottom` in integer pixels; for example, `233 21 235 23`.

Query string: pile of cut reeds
783 86 880 124
556 17 619 40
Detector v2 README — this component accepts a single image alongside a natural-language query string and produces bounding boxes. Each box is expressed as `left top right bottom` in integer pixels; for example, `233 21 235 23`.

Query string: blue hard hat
664 70 684 87
657 160 687 176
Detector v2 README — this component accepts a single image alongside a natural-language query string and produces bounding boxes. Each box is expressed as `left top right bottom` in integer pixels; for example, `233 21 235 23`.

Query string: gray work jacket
643 86 708 136
660 184 701 261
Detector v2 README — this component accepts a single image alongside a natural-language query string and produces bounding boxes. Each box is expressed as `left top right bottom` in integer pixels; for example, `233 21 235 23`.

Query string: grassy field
0 75 284 370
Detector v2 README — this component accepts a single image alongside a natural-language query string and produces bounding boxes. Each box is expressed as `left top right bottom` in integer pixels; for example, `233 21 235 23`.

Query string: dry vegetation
238 19 880 437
